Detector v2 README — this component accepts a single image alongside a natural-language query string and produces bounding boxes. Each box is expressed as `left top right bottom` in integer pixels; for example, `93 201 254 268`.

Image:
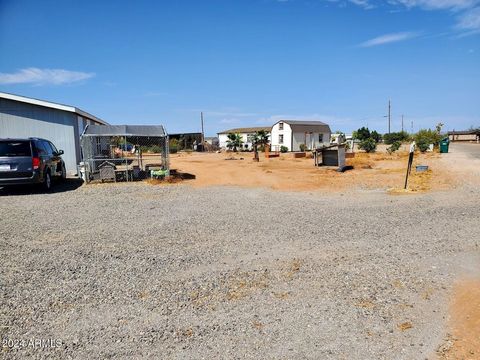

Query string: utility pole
401 114 404 132
388 100 391 134
200 112 205 144
411 120 414 134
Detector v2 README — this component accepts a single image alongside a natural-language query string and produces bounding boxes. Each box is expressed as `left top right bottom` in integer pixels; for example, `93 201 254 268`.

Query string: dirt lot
169 149 455 193
0 143 479 359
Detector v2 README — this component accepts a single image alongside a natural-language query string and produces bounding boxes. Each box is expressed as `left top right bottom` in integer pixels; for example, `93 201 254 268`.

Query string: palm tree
255 130 270 148
226 133 243 152
252 130 270 160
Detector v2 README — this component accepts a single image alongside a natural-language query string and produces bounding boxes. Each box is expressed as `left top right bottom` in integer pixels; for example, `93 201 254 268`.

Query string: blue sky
0 0 479 136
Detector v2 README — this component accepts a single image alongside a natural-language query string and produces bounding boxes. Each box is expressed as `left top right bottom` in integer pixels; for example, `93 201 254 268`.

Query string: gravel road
1 176 479 359
449 142 480 160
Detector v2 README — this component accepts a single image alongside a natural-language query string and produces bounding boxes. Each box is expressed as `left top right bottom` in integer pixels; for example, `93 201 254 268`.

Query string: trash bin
439 138 449 153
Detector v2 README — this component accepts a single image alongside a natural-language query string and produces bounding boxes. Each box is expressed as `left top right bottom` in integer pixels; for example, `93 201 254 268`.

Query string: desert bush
280 146 288 153
387 141 401 154
383 131 409 145
414 129 441 152
149 145 162 153
416 141 430 153
359 138 377 153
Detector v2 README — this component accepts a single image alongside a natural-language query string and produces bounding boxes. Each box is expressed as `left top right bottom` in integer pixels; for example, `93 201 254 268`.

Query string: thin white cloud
359 32 419 47
0 67 94 86
349 0 375 9
456 6 480 29
391 0 479 10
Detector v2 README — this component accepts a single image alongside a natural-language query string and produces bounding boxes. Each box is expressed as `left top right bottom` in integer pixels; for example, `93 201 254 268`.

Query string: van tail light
32 157 40 170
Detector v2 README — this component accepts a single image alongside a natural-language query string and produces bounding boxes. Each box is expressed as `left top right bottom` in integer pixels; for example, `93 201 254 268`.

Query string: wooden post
404 142 415 189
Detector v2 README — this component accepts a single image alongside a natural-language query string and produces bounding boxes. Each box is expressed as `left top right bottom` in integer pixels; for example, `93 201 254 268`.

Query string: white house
270 120 331 151
217 127 270 150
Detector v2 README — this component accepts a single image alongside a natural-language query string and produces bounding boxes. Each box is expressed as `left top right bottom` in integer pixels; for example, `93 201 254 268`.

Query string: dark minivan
0 138 66 190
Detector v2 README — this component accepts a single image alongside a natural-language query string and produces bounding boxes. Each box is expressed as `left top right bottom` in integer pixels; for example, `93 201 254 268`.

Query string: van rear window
0 141 32 157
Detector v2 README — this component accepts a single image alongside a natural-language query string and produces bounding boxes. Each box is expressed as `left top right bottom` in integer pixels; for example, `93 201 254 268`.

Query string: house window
279 134 284 144
318 134 323 142
279 122 284 130
96 137 102 153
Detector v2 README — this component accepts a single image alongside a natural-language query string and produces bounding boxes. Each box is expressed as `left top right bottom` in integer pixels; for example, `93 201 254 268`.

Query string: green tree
371 130 382 143
435 122 444 135
359 138 377 153
387 141 401 154
253 130 270 148
383 131 410 145
226 133 243 152
354 127 371 141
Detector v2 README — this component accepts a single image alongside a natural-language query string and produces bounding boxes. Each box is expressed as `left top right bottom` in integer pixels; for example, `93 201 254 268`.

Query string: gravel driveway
1 178 479 359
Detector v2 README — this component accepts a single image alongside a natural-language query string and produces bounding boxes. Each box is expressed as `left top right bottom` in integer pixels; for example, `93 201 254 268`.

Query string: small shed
313 144 346 168
80 124 169 183
98 161 116 182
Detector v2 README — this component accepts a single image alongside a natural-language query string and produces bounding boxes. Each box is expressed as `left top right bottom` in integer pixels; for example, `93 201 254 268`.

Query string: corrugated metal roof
0 91 108 125
82 124 167 137
217 126 270 134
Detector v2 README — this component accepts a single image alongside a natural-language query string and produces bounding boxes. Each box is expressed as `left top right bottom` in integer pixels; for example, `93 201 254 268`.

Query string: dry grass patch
397 321 413 331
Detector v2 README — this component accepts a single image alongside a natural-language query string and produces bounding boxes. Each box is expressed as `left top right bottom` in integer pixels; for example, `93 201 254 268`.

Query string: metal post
124 135 128 182
201 112 205 147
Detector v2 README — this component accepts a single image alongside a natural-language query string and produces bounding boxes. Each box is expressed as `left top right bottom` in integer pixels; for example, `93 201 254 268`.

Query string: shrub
387 141 401 154
280 146 288 153
169 146 178 154
359 138 377 153
383 131 409 145
414 129 441 152
416 140 430 153
299 143 306 152
149 145 162 153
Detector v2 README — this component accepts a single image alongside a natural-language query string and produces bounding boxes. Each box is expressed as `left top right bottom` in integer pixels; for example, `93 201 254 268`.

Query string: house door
304 132 314 150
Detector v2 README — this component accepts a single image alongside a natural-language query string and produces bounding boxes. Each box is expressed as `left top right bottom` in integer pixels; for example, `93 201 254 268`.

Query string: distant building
448 130 480 142
0 92 107 174
270 120 331 152
217 127 270 150
204 137 219 147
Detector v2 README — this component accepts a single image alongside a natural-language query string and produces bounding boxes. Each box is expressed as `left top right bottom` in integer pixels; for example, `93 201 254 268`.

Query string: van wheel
43 170 52 191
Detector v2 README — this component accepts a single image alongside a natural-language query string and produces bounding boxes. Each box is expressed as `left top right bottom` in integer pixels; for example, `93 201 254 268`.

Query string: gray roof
275 120 331 133
218 126 271 135
82 124 167 137
0 91 108 125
